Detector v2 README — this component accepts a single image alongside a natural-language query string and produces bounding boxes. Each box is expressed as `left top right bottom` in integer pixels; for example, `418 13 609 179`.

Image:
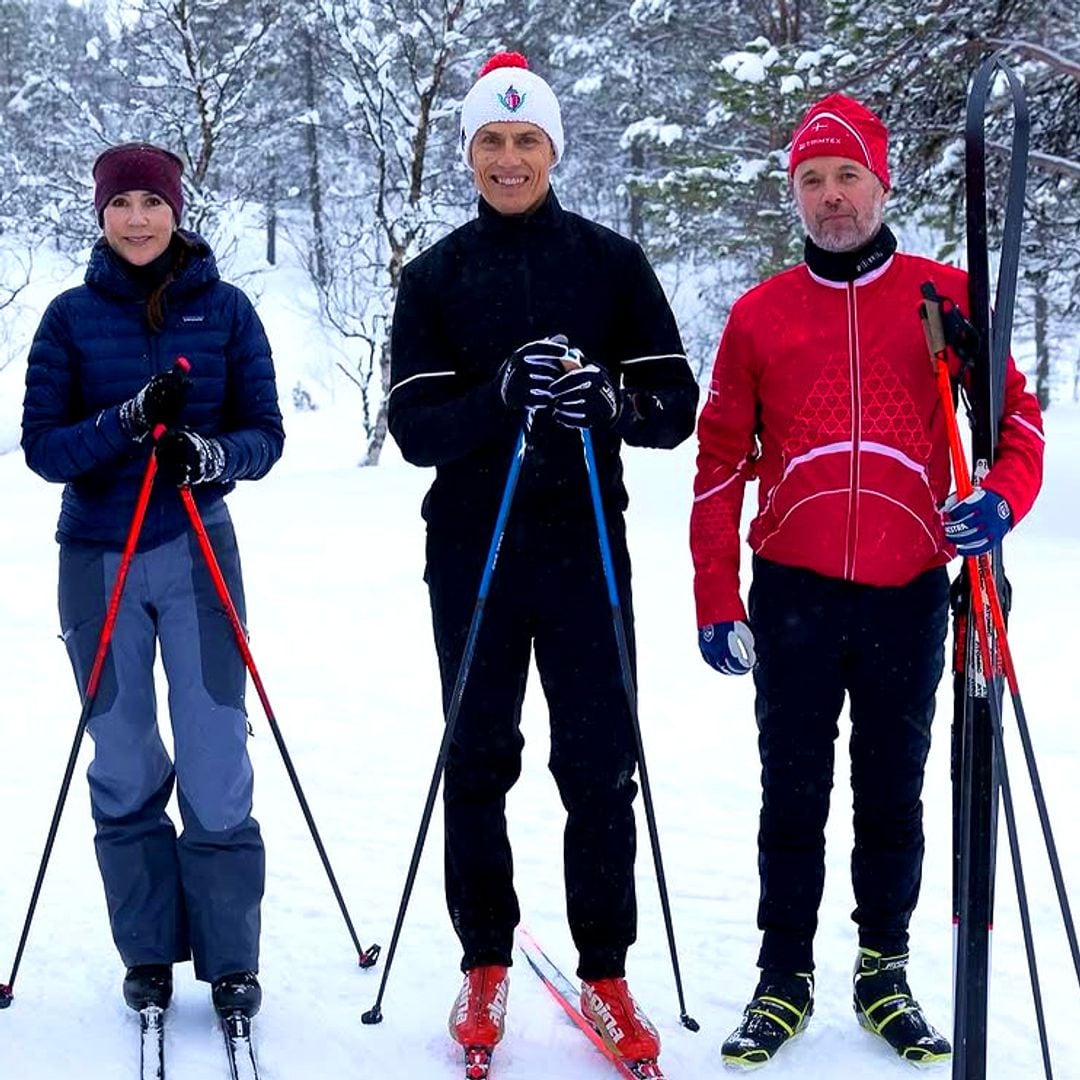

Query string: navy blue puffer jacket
22 231 284 548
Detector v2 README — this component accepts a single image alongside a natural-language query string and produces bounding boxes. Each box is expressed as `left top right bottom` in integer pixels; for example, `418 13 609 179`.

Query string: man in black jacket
388 50 698 1072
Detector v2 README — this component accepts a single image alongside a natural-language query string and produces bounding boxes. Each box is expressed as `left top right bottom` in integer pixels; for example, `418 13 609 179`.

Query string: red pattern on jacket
691 252 1045 626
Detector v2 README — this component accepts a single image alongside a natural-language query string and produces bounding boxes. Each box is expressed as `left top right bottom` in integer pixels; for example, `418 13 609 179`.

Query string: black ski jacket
389 191 698 534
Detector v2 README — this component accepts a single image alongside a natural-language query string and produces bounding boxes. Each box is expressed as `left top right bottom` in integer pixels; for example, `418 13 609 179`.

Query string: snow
720 53 767 85
1 248 1079 1080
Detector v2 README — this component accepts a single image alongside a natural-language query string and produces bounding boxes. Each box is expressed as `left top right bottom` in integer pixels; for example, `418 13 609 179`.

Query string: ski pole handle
920 296 976 502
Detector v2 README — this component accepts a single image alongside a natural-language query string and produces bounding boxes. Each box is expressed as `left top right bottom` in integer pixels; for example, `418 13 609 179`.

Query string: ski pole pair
920 292 1080 1079
362 419 698 1031
0 359 377 1011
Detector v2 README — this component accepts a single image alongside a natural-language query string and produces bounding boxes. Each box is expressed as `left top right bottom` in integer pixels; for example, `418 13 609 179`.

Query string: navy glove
499 338 569 411
549 362 619 429
943 487 1012 555
119 368 191 440
699 621 756 675
155 430 225 486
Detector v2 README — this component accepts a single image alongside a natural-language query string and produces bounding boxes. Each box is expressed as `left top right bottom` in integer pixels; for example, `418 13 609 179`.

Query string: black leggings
427 512 639 980
749 556 949 973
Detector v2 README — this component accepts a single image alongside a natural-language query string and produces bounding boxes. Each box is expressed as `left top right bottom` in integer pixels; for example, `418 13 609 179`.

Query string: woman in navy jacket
21 143 283 1019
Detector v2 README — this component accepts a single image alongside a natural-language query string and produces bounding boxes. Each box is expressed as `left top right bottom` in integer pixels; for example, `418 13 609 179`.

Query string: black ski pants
748 556 949 974
426 509 639 981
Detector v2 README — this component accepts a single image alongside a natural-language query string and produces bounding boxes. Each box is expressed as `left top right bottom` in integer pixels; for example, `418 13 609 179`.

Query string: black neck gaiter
804 224 897 283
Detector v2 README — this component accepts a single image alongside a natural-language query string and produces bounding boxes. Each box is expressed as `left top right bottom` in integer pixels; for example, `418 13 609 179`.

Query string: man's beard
801 200 884 253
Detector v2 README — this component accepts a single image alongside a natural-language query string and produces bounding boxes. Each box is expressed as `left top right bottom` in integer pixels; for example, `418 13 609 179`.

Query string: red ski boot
581 977 661 1066
449 965 510 1078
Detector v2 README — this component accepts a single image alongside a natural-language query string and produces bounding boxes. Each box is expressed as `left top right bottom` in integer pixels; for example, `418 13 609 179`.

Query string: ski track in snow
2 341 1079 1078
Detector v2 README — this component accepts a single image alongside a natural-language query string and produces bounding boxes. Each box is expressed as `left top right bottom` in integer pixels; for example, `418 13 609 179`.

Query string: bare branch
980 38 1080 81
988 141 1080 179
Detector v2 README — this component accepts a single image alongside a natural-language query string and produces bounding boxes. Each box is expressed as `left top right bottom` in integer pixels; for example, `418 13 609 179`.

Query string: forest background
0 0 1077 465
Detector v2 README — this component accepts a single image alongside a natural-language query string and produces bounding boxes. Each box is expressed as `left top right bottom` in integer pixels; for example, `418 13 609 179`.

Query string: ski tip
0 984 12 1009
358 943 382 969
681 1012 701 1032
628 1061 666 1080
464 1046 494 1079
360 1004 383 1025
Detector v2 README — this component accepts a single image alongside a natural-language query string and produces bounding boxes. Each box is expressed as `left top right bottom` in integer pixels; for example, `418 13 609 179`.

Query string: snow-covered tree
307 0 504 465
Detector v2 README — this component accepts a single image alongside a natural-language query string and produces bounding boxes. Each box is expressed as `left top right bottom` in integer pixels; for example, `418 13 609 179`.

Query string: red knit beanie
92 143 184 225
788 93 890 189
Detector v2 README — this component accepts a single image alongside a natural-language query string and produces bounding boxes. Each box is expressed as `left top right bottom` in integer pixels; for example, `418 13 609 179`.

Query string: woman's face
102 190 175 266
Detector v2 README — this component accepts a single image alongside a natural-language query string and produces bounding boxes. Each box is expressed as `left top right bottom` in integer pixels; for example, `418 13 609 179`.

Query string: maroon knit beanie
92 143 184 225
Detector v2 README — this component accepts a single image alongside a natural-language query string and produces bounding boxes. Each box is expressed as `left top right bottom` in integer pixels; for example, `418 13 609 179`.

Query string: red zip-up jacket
691 251 1045 627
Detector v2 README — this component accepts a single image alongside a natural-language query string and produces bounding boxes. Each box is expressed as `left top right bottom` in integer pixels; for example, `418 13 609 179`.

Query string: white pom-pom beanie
460 52 564 168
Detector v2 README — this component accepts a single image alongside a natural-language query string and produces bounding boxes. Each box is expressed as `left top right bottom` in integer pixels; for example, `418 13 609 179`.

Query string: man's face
470 122 555 216
792 156 888 253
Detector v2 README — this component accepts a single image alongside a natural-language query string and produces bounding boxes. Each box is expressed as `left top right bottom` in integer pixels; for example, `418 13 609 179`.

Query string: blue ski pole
362 428 529 1024
579 426 699 1032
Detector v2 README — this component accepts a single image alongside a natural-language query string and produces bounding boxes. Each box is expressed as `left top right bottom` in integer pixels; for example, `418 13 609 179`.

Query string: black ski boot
211 970 262 1019
123 964 173 1011
720 970 813 1070
853 948 951 1065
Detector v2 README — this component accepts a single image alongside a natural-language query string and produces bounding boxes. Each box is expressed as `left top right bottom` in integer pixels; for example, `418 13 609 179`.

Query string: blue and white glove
699 621 756 675
943 487 1012 555
549 363 619 429
499 338 569 411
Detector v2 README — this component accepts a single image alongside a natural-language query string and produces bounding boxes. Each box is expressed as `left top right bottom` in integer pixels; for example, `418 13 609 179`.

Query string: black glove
549 362 619 429
118 368 191 440
155 429 225 486
498 337 569 411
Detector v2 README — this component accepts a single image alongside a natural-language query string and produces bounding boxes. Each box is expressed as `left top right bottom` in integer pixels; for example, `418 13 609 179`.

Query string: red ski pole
174 483 379 969
921 292 1080 993
1 441 159 1007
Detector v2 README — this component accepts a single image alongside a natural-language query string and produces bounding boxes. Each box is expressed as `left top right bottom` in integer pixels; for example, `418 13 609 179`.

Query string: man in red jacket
690 93 1044 1069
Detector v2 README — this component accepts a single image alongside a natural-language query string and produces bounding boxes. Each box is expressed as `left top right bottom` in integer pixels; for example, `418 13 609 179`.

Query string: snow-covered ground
1 246 1078 1080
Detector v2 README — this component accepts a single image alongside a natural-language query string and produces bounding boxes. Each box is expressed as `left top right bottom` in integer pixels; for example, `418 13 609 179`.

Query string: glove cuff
118 398 148 441
199 436 226 484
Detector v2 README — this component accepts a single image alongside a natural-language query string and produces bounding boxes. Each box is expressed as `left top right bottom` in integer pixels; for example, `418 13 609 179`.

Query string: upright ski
138 1005 165 1080
951 52 1029 1080
515 927 666 1080
220 1012 260 1080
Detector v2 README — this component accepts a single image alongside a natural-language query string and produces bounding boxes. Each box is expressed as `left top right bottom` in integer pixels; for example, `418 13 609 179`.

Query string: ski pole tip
360 1004 383 1025
0 984 13 1009
358 943 382 969
680 1012 700 1033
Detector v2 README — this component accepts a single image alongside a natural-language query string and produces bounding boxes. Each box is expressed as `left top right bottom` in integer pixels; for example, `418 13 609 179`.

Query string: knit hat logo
497 84 526 113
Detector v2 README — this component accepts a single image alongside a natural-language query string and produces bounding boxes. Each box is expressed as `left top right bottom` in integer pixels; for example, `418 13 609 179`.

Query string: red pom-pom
478 52 529 78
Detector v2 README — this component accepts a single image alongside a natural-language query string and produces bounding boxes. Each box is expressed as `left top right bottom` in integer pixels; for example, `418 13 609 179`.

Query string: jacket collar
85 229 219 301
475 187 563 236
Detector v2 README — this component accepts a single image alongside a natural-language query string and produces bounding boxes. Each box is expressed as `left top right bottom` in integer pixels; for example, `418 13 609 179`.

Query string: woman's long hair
146 231 201 333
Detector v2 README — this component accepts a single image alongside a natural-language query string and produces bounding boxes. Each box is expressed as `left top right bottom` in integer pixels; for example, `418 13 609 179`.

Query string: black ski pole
362 428 530 1025
0 449 160 1008
176 484 379 969
578 427 699 1033
987 686 1053 1079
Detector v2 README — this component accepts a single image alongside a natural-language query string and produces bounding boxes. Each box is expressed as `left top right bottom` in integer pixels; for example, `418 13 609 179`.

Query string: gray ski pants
58 514 264 982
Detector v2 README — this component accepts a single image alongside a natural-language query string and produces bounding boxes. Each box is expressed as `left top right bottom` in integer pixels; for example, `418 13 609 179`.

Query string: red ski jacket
691 251 1045 626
